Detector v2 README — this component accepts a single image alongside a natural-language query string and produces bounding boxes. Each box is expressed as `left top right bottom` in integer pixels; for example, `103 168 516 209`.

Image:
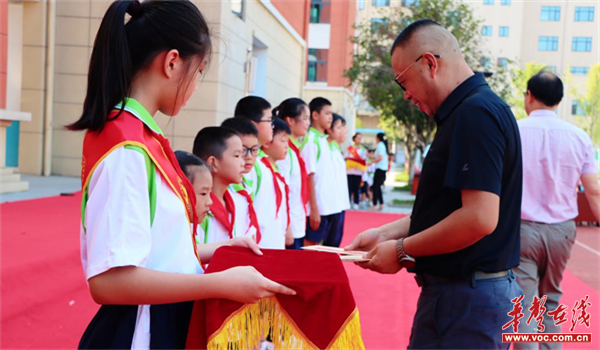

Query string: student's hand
219 266 296 304
309 211 321 231
345 227 386 252
229 237 263 256
357 240 402 274
285 227 294 246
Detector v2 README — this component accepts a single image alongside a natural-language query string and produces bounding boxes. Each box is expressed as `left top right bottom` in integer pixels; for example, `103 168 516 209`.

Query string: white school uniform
81 147 202 349
330 142 351 212
229 185 258 240
300 127 339 216
256 159 288 249
276 146 306 239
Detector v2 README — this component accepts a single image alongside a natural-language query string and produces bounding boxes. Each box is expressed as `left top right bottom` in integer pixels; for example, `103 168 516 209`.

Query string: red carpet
1 195 599 349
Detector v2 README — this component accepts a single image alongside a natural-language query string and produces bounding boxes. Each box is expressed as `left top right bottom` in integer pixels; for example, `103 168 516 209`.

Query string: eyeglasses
394 54 442 91
257 117 273 124
242 146 260 157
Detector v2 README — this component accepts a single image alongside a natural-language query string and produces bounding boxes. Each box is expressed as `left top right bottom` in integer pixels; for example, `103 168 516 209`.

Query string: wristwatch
396 238 416 269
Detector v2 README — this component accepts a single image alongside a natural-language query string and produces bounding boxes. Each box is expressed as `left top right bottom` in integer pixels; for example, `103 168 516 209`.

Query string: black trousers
347 175 362 205
372 169 386 206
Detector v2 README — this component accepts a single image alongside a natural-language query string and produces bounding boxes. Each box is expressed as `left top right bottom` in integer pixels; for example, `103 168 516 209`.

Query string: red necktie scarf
209 191 235 239
288 139 310 209
234 188 262 244
260 157 291 227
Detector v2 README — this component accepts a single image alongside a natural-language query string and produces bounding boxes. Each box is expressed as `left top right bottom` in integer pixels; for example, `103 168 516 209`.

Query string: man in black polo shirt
346 19 523 349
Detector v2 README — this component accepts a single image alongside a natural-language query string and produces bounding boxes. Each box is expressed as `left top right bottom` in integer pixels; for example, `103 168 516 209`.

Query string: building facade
0 0 307 180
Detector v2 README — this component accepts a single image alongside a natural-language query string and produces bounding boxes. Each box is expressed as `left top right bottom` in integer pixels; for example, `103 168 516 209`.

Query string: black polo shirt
408 73 522 279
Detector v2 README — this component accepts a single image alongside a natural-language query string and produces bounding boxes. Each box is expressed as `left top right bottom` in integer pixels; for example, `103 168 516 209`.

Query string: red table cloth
186 246 365 349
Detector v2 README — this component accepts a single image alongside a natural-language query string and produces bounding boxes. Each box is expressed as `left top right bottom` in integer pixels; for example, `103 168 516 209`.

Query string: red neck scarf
260 157 291 227
233 188 262 244
346 144 367 165
288 139 310 208
209 191 236 239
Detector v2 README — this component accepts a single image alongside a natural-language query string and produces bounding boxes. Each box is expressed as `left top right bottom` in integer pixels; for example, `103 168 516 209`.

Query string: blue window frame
538 36 558 51
570 67 589 75
404 0 419 6
501 0 511 5
541 6 561 21
545 66 557 73
499 26 509 37
497 57 508 67
574 7 594 21
484 0 494 5
371 18 389 33
482 26 493 36
572 102 586 116
372 0 390 6
572 37 592 52
359 0 365 10
480 56 491 67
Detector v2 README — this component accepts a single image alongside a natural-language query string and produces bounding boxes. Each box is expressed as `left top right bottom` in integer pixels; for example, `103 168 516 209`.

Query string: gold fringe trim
207 297 365 350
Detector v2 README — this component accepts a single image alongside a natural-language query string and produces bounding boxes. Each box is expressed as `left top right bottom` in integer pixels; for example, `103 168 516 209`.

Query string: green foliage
569 64 600 146
345 0 514 176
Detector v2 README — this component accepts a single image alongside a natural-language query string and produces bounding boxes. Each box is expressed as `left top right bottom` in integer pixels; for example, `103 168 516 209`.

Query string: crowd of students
176 96 351 252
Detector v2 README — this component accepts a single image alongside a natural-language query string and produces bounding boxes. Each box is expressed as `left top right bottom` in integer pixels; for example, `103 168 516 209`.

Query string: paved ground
0 175 81 204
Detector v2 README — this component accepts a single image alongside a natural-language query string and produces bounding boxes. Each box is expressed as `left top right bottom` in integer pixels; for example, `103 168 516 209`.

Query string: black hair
308 97 332 116
192 127 240 161
391 19 441 56
174 150 210 182
331 113 346 129
527 71 564 107
352 133 362 142
377 132 389 154
272 118 291 137
273 98 308 122
234 96 271 122
221 117 258 137
67 0 211 132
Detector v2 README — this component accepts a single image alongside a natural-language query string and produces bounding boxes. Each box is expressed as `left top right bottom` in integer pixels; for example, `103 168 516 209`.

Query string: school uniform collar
258 148 267 158
329 140 341 151
309 127 327 138
290 137 301 148
115 97 164 136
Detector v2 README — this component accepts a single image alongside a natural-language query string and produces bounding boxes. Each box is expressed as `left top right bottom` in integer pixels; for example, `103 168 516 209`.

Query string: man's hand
357 240 402 274
345 227 386 252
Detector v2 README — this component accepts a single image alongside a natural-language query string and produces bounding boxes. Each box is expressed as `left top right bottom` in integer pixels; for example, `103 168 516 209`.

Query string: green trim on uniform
115 98 164 136
199 215 211 245
124 145 157 227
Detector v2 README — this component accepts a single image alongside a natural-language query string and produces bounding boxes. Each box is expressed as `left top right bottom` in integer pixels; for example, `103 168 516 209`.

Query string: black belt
415 270 510 288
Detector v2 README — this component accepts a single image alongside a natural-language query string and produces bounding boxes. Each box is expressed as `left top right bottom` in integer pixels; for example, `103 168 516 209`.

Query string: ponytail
274 98 308 123
377 132 389 154
67 0 212 132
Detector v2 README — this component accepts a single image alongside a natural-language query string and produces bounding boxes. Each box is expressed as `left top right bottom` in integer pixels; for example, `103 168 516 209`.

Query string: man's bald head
391 19 461 60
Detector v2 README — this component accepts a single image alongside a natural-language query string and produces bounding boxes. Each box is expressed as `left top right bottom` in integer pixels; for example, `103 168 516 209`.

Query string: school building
1 0 364 193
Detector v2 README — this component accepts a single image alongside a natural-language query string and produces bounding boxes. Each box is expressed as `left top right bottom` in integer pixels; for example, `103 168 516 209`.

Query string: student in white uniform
260 119 293 249
193 127 260 244
220 117 262 243
324 114 350 247
234 96 275 242
72 2 294 349
273 98 311 250
301 97 339 246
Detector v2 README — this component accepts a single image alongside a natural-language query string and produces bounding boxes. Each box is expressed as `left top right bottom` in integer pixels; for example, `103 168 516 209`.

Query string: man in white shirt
515 72 600 350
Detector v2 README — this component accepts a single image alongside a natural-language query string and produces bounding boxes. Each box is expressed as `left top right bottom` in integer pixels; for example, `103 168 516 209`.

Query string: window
497 57 508 67
499 26 509 37
571 67 589 75
575 7 595 21
501 0 511 5
541 6 561 21
538 36 558 51
372 0 390 6
371 18 389 33
232 0 244 19
404 0 419 6
310 0 331 24
484 0 494 5
359 0 365 10
480 56 491 67
482 25 493 36
307 49 328 82
572 101 586 116
572 37 592 52
545 66 557 73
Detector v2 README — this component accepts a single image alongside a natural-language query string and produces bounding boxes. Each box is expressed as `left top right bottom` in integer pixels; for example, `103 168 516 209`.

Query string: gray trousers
514 220 576 350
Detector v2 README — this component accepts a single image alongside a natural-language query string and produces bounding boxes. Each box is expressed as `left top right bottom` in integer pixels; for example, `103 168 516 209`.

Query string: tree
567 64 600 146
346 0 513 180
509 62 549 120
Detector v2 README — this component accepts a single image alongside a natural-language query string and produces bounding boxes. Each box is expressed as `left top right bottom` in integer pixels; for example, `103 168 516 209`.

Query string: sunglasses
394 54 442 91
